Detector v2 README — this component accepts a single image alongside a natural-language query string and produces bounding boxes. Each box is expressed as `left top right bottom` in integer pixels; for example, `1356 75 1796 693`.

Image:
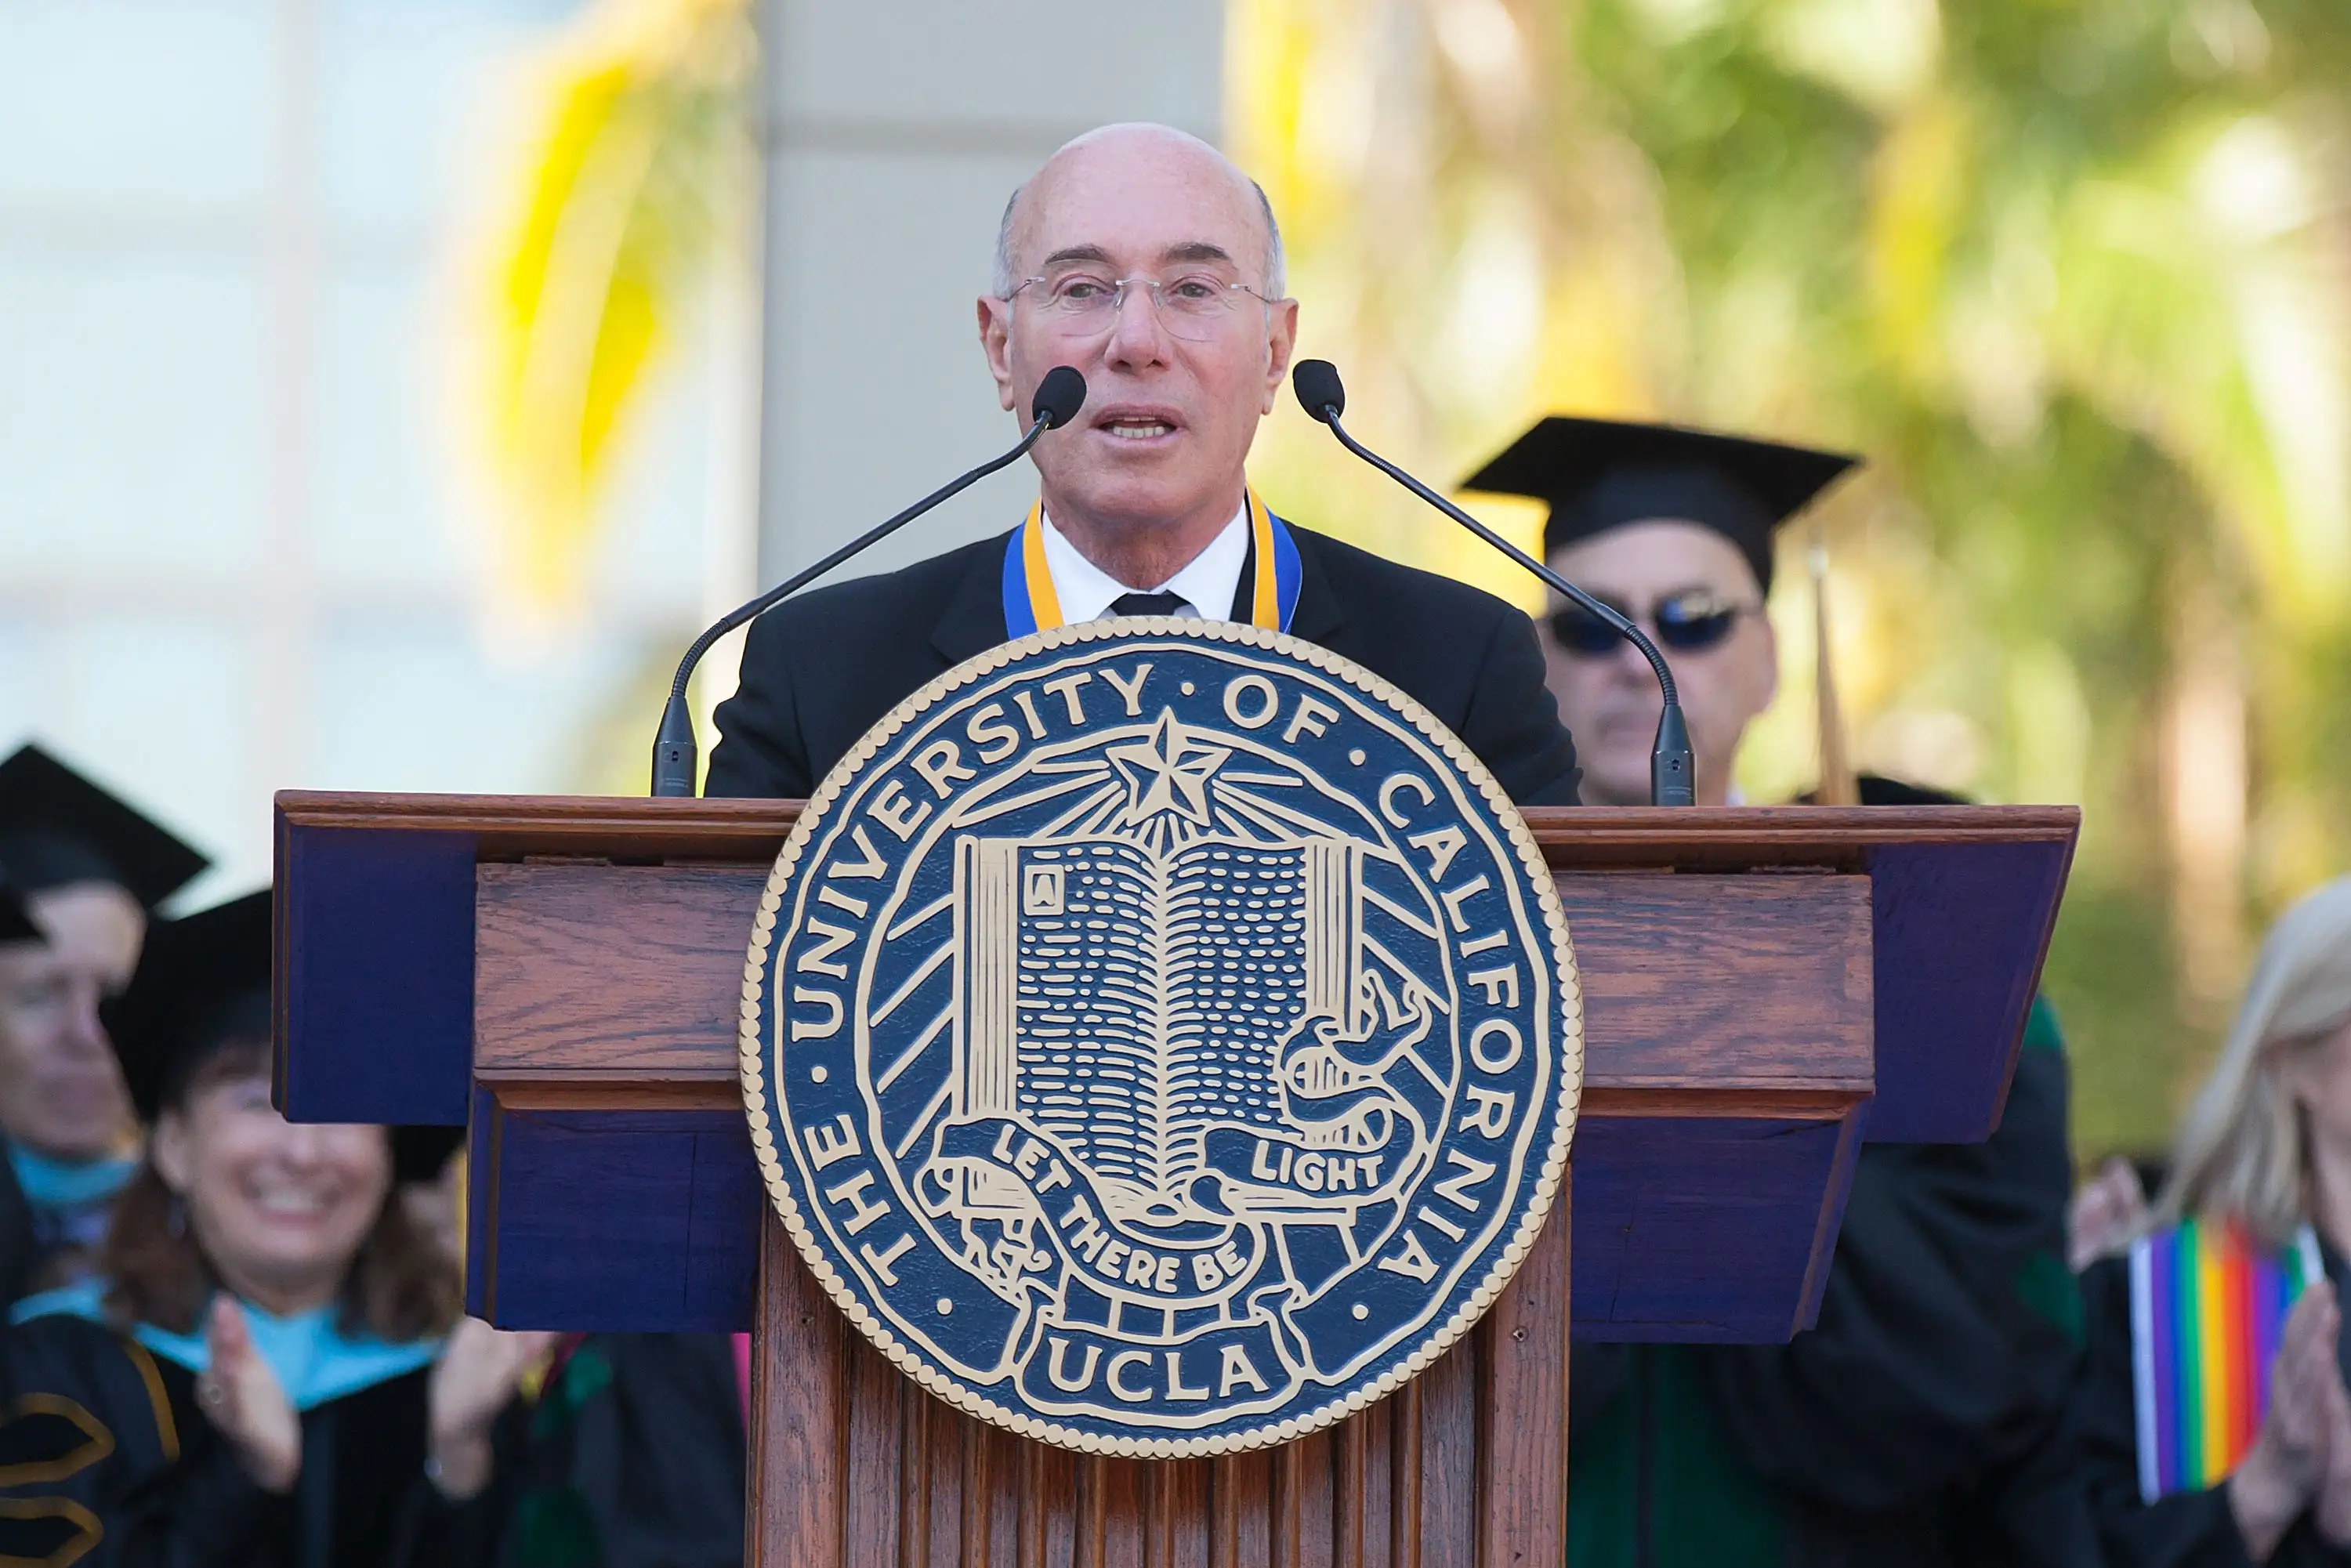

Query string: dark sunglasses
1549 592 1755 657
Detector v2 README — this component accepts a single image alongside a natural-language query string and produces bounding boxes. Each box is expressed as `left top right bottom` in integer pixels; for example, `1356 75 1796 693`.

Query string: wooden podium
271 794 2074 1566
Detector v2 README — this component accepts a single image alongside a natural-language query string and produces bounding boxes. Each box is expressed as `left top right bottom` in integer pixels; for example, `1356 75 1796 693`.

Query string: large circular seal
741 620 1580 1456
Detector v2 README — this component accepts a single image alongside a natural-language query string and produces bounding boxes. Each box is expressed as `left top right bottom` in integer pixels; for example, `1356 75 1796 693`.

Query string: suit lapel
1284 523 1345 645
929 531 1015 666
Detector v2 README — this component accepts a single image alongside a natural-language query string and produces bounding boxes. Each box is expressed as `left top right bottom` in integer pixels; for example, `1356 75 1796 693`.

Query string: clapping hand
424 1318 559 1501
2068 1157 2149 1271
2315 1298 2351 1546
197 1298 301 1493
2234 1281 2343 1559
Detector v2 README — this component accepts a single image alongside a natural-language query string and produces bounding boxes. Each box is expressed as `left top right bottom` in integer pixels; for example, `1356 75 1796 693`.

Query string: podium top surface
275 791 2074 1145
275 790 2077 867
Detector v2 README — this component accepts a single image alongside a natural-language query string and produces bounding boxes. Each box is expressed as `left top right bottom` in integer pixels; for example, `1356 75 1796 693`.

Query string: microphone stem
1318 410 1695 806
650 413 1052 798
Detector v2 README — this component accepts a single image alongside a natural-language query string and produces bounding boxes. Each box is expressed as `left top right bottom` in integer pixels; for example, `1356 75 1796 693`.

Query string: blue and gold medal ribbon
1002 488 1302 637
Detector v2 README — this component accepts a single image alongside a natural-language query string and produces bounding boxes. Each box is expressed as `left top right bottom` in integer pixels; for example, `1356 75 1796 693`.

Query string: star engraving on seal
1107 710 1231 827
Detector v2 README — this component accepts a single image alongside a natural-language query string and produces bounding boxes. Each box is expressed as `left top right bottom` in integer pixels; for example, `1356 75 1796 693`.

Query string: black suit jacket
706 521 1581 805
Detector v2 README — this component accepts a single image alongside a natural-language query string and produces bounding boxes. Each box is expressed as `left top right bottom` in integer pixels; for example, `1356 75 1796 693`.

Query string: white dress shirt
1037 503 1251 623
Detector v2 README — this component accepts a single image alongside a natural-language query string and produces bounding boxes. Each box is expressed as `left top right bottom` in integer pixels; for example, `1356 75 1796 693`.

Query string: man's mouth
1090 407 1183 442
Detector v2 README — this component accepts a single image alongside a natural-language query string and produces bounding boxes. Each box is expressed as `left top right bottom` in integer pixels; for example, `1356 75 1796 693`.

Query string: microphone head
1031 366 1089 429
1292 360 1346 423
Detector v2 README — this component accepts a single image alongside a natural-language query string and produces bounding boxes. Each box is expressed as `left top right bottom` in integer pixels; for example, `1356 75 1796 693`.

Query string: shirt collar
1037 502 1252 623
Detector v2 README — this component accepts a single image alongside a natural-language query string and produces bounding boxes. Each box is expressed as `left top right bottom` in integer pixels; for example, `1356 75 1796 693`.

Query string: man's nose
1102 284 1172 370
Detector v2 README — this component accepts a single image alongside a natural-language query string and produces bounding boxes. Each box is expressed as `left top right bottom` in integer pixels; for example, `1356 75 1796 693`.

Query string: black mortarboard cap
1459 417 1860 596
103 891 456 1182
0 744 209 908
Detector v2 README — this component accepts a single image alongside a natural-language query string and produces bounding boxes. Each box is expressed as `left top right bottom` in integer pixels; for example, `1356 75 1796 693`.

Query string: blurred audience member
0 744 208 1301
432 1332 747 1567
0 891 550 1567
2078 875 2351 1566
1469 418 2090 1564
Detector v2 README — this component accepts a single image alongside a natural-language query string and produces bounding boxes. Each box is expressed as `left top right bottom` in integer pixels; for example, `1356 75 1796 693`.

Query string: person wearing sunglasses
1460 418 2094 1567
1461 419 1853 809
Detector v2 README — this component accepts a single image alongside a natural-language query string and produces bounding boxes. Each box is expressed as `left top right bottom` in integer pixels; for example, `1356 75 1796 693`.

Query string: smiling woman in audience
0 891 551 1568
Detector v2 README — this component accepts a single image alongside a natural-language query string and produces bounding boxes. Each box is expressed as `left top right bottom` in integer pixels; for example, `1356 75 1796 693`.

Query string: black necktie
1108 591 1189 618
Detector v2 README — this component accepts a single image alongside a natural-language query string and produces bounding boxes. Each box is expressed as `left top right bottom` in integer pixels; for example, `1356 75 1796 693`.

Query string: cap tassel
1812 525 1858 806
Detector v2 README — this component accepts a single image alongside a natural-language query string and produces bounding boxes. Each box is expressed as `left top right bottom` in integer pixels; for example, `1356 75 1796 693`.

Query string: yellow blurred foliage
459 0 755 631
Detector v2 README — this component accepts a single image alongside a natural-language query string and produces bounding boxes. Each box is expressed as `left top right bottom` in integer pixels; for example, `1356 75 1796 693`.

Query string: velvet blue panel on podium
467 1102 759 1332
1862 838 2069 1143
275 822 473 1127
457 1106 1868 1342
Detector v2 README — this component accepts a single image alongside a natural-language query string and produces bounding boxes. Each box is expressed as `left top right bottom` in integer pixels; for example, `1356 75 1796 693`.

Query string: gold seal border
737 617 1584 1458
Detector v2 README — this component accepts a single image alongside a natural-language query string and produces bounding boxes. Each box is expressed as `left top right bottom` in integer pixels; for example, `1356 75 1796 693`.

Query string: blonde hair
2154 875 2351 1245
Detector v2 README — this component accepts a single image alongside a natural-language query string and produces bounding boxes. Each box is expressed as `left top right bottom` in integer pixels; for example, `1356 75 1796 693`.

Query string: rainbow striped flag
2129 1217 2324 1502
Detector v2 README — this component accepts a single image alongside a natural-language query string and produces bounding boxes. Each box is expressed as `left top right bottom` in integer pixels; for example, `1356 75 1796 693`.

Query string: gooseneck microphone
1289 360 1695 806
650 365 1089 796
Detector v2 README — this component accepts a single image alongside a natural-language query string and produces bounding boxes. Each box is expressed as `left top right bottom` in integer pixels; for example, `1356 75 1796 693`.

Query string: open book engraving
957 835 1361 1215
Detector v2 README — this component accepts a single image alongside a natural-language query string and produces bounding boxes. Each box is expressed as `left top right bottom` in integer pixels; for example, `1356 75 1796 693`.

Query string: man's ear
1259 299 1300 415
978 296 1018 412
151 1109 193 1195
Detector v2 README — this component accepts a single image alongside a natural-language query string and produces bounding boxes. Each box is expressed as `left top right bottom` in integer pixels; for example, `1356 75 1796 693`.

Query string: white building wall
753 2 1225 578
0 0 729 900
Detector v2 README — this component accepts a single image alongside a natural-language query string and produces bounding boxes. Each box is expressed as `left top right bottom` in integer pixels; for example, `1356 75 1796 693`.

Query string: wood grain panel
475 862 752 1079
1559 875 1871 1088
1388 1384 1421 1568
1155 1458 1208 1568
1413 1334 1476 1556
469 864 1871 1099
847 1316 905 1564
752 1210 844 1568
1479 1173 1570 1567
1211 1451 1270 1568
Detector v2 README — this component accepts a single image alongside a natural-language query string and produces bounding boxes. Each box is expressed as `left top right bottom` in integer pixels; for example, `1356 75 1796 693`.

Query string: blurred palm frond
463 0 755 629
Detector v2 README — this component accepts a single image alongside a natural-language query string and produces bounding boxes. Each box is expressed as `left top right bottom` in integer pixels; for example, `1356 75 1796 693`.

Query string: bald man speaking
707 125 1581 805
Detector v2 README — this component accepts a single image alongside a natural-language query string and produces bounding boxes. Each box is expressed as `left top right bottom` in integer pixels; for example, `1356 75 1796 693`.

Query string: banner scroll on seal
740 619 1581 1458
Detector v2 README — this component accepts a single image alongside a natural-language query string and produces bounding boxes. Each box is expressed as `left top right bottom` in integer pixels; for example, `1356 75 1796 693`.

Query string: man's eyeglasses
1549 591 1758 657
1005 272 1276 342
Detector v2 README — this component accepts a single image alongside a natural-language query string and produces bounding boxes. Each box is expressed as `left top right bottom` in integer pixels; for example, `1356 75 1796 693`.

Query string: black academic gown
705 521 1583 806
0 1156 34 1308
0 1150 127 1306
423 1333 746 1568
1569 1009 2091 1567
1567 772 2094 1567
0 1312 469 1568
2078 1247 2351 1567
